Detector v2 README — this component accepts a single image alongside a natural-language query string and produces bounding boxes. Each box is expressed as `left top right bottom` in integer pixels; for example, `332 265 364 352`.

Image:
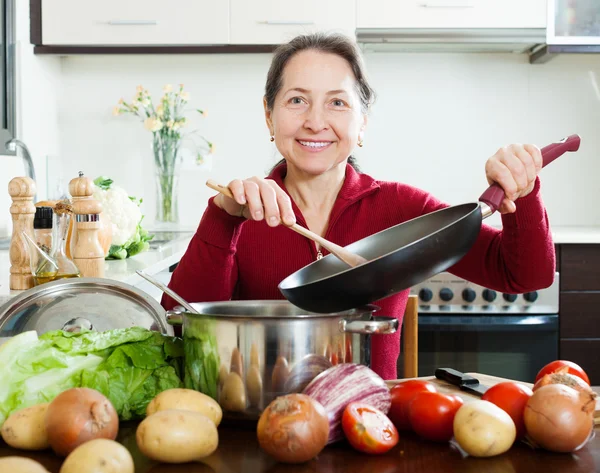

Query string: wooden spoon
206 179 368 268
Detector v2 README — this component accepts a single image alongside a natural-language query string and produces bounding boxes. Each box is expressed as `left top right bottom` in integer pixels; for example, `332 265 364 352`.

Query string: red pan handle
479 134 581 212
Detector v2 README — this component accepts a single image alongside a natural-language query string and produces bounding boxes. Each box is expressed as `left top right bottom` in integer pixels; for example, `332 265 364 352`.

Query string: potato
1 403 50 450
0 457 50 472
136 409 219 463
59 438 134 473
453 400 516 457
220 372 246 412
146 388 223 426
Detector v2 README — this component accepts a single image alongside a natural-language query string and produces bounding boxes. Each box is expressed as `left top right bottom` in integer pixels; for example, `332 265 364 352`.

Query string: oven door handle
416 315 558 332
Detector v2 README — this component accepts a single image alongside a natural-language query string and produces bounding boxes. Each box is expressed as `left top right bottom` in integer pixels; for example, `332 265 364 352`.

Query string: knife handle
435 368 480 386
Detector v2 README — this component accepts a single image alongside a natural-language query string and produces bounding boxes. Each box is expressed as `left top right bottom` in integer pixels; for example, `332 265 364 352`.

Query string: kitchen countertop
0 230 194 307
1 418 598 472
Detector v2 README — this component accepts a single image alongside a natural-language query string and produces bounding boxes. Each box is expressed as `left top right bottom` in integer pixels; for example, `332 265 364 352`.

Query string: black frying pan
279 135 581 313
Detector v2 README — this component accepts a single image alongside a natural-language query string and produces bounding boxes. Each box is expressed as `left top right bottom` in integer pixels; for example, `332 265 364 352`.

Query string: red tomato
388 380 437 430
535 360 590 385
481 381 533 439
341 402 399 454
408 392 464 442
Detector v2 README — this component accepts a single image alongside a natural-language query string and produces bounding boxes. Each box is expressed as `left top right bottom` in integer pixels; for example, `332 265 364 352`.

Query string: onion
523 384 596 453
45 387 119 457
533 368 593 394
257 393 329 464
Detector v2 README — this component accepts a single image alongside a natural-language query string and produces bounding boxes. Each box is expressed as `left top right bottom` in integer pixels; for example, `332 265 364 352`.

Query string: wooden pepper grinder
9 177 36 289
69 172 105 278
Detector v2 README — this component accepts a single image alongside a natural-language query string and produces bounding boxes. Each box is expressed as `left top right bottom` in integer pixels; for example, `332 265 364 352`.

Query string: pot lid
0 277 171 337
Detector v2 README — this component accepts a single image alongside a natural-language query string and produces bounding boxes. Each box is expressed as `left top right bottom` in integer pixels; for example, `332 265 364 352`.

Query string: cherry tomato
481 381 533 439
535 360 590 385
341 402 399 454
388 380 437 430
408 392 464 442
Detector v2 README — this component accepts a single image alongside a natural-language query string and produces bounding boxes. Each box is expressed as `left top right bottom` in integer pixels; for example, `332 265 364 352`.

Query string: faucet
6 138 37 202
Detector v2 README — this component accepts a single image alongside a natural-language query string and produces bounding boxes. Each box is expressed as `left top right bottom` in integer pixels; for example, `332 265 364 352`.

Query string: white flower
166 119 174 129
112 106 121 116
180 91 190 101
156 104 164 116
163 84 173 93
136 85 144 94
144 117 163 132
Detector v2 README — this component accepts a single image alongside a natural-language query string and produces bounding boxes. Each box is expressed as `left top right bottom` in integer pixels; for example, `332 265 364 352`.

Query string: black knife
435 368 490 396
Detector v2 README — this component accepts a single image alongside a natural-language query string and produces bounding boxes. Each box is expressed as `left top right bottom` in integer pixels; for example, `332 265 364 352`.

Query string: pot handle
166 306 184 326
340 316 398 335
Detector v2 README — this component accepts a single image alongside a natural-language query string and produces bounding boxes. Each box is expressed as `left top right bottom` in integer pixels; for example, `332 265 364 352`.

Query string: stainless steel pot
166 300 397 421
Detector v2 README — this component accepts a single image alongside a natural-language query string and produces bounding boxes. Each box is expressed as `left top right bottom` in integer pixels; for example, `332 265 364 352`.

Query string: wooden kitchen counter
1 421 598 473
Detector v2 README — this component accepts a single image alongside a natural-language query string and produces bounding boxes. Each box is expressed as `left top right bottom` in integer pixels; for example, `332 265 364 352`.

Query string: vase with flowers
113 84 213 225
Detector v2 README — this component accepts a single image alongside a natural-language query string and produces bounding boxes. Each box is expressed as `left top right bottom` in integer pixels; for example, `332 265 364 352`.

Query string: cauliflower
93 176 153 259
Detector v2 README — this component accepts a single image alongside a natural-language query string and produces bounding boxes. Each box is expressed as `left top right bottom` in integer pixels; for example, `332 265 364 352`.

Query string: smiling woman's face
265 50 367 176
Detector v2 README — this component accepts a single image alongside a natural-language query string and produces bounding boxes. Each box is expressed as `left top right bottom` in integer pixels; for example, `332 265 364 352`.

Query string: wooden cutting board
387 372 600 425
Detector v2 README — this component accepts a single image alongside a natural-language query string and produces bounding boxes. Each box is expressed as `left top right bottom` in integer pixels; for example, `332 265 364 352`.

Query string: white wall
52 51 600 230
1 0 600 235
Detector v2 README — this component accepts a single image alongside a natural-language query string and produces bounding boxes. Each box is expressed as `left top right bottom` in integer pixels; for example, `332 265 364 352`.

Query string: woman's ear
263 97 274 135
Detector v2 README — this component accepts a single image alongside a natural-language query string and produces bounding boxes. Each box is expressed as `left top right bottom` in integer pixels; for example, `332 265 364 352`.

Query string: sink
147 230 193 250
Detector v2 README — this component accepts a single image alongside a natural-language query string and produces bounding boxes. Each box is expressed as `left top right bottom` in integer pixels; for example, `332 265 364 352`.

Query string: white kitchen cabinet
357 0 547 29
41 0 229 45
230 0 356 45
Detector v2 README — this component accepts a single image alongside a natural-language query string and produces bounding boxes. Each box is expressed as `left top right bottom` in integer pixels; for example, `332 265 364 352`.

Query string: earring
357 138 364 148
270 136 275 142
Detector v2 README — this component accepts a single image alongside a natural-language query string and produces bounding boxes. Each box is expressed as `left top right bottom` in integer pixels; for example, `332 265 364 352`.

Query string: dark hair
265 32 376 173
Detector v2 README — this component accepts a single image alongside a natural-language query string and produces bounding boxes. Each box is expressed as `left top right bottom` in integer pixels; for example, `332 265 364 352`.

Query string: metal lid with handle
0 277 172 337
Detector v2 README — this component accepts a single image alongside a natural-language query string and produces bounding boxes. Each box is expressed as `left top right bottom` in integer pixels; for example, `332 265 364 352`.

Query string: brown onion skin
45 387 119 457
257 393 329 464
524 384 596 453
533 370 593 394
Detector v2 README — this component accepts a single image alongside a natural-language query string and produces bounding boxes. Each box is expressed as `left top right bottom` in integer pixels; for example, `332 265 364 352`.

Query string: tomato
408 392 464 442
341 402 399 454
481 381 533 439
535 360 590 385
388 380 437 430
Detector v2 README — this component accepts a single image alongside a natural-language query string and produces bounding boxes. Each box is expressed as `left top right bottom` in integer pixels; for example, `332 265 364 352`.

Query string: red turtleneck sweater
161 163 555 380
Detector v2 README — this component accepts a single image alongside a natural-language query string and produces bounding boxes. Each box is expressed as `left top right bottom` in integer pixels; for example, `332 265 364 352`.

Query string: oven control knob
419 288 433 302
439 288 454 302
462 288 477 303
524 291 538 303
482 289 497 302
503 293 518 303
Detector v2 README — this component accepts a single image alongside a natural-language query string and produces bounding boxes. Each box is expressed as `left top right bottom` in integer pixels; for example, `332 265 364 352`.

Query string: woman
162 33 555 380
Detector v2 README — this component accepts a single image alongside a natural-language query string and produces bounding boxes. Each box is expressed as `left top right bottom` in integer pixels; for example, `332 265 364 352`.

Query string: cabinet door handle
259 20 315 26
107 20 158 26
419 2 475 8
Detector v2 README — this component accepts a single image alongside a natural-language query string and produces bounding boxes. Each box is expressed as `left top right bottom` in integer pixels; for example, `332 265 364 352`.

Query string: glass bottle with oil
24 200 81 285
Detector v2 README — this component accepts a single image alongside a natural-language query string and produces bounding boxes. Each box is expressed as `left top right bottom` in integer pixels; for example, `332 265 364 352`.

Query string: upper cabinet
229 0 356 45
41 0 229 45
357 0 547 29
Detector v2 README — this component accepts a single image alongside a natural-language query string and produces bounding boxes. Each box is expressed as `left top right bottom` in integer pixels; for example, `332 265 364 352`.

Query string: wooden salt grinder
9 177 36 290
69 172 105 278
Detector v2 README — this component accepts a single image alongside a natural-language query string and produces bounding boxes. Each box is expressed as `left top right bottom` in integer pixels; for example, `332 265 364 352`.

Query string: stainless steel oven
398 272 560 383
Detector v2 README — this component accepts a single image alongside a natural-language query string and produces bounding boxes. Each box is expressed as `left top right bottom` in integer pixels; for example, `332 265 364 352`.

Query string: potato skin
1 404 50 450
0 456 50 472
59 438 134 473
453 400 516 457
146 388 223 426
136 409 219 464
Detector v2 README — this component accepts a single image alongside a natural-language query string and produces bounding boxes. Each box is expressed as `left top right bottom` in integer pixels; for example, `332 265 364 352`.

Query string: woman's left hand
485 143 543 214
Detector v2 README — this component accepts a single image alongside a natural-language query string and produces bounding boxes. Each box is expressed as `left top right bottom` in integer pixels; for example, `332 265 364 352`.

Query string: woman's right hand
213 177 296 227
